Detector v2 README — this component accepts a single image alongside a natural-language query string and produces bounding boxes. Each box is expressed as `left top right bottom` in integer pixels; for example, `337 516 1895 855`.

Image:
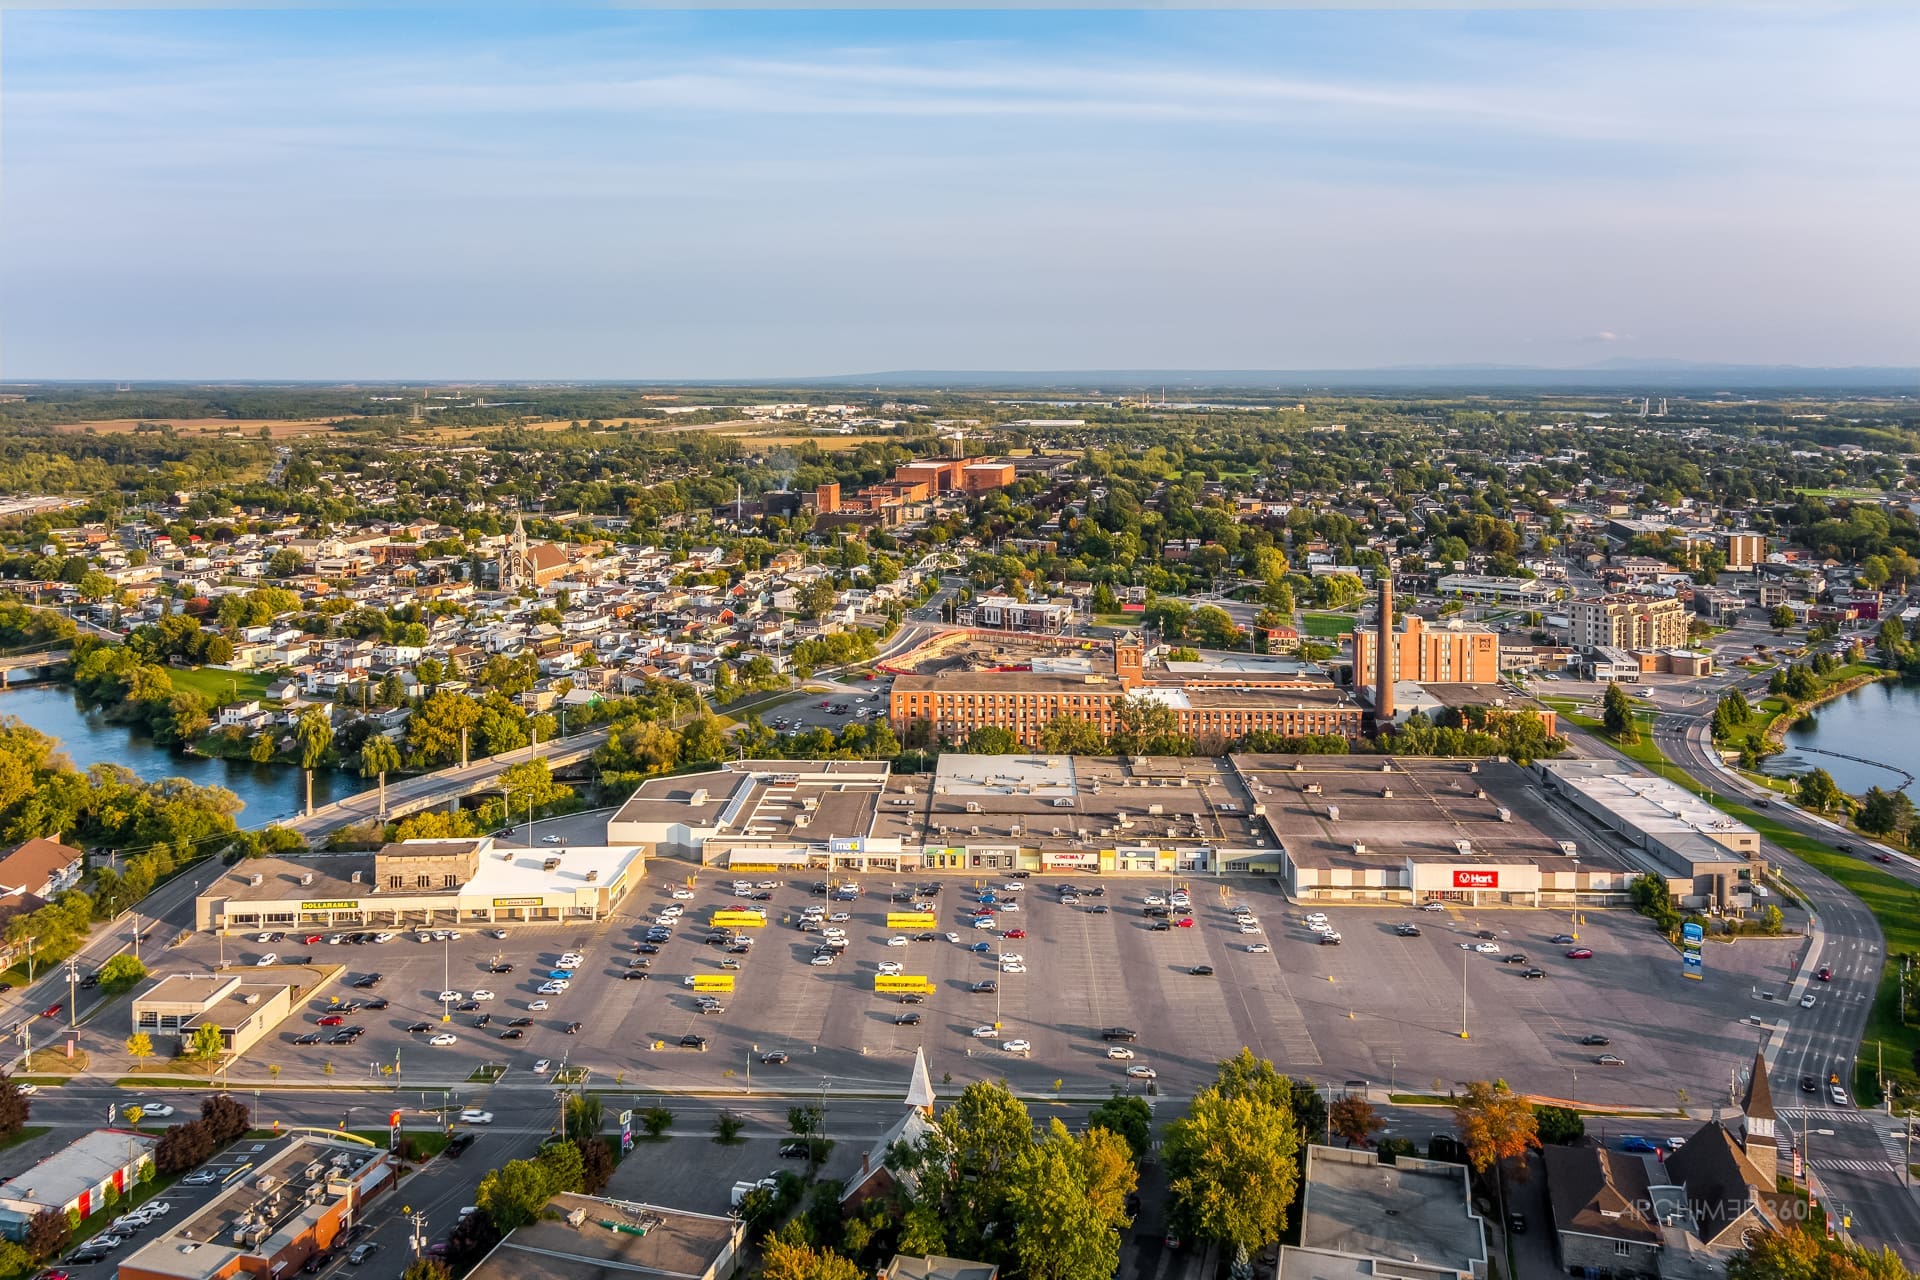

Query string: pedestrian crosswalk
1811 1157 1895 1174
1782 1107 1867 1124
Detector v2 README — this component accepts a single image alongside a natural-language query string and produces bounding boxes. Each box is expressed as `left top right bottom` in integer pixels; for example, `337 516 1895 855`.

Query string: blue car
1619 1136 1659 1153
968 941 992 953
549 969 574 980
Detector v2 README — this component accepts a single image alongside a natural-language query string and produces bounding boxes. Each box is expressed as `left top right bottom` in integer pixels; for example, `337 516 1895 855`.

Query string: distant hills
821 363 1920 393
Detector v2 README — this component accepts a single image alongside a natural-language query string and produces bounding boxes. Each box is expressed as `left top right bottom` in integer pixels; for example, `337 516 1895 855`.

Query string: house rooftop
466 1192 742 1280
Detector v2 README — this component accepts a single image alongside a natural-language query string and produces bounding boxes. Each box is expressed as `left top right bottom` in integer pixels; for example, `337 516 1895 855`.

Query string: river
0 683 370 826
1763 678 1920 797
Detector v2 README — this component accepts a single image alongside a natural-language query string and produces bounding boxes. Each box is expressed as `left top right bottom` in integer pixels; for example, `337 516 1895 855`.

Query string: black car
1579 1034 1611 1046
507 1017 533 1027
351 974 381 988
726 943 752 954
705 935 730 947
622 970 649 981
760 1050 789 1065
1102 1027 1138 1042
916 884 942 896
1191 964 1215 976
475 1014 492 1027
637 944 661 954
294 1032 322 1045
810 882 830 896
1395 924 1422 937
1084 886 1106 897
302 1252 334 1273
327 1032 356 1045
1149 920 1172 931
1507 1212 1526 1237
565 1022 582 1035
406 1021 434 1033
1089 905 1111 914
914 932 941 942
750 892 774 901
1476 930 1497 940
364 997 390 1011
680 1034 709 1051
1800 1074 1818 1093
779 1141 810 1158
1143 905 1170 917
895 1012 922 1026
1501 954 1529 964
499 1028 524 1040
454 1000 480 1012
447 1132 477 1157
488 964 515 974
898 992 925 1004
972 980 998 994
80 972 101 989
1521 968 1546 979
1549 935 1576 945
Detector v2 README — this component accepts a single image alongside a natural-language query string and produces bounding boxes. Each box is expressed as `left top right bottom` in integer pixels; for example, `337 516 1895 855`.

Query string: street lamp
1570 856 1581 943
66 960 79 1029
441 934 452 1023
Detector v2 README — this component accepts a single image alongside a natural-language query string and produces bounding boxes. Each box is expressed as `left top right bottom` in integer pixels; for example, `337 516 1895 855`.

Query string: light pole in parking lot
1569 856 1581 943
441 934 452 1023
1459 945 1471 1040
66 960 79 1029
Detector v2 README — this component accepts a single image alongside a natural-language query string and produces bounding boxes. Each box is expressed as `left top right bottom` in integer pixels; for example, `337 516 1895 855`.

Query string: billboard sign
886 913 938 930
711 911 767 928
1451 869 1499 889
874 975 936 994
620 1109 634 1154
1682 922 1705 945
1682 949 1704 980
692 974 736 993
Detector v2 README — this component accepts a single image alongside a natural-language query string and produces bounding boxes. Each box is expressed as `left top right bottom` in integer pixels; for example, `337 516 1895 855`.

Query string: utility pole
67 960 79 1029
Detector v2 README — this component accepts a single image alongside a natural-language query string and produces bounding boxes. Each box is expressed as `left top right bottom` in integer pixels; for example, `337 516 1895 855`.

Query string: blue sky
3 7 1915 378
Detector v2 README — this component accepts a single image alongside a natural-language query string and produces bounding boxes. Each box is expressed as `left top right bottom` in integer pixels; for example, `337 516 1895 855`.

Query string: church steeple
906 1046 935 1115
1739 1048 1778 1184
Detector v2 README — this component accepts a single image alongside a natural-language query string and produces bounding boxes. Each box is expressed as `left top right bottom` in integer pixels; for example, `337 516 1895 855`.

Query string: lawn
167 667 274 706
0 1125 49 1153
1301 612 1357 637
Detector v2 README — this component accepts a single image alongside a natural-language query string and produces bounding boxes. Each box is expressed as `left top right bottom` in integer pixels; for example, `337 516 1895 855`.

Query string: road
1615 654 1920 1263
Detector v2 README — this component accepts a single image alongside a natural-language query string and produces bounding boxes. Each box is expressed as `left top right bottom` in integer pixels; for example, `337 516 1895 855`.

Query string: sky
2 6 1916 379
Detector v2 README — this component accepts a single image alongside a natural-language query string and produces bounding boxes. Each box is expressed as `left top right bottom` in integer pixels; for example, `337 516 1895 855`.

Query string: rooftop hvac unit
1559 841 1578 856
1497 808 1513 823
1052 827 1063 837
1294 762 1306 772
351 871 363 883
689 788 708 805
1381 763 1393 773
299 873 314 886
1455 840 1473 856
250 873 264 887
1352 841 1368 854
258 1176 278 1192
794 814 811 828
1148 803 1164 816
585 869 599 882
1327 804 1340 821
1475 788 1487 799
1469 762 1480 774
1009 825 1022 837
1381 788 1394 798
970 826 980 836
965 801 982 814
1303 783 1322 795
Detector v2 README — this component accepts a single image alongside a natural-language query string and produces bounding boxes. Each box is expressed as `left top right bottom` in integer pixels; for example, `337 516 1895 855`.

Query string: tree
638 1106 672 1139
1329 1094 1384 1148
1601 682 1638 742
536 1139 585 1194
184 1022 226 1066
712 1111 745 1144
295 708 333 816
1087 1093 1153 1159
1796 768 1844 814
800 578 841 621
1162 1084 1301 1257
0 1239 34 1280
401 1260 452 1280
359 736 402 820
1858 787 1915 842
1453 1080 1539 1244
761 1235 864 1280
0 1072 31 1140
1037 715 1107 755
155 1120 215 1174
1770 605 1796 632
965 726 1019 755
1531 1105 1585 1145
575 1137 615 1194
564 1093 603 1143
678 714 727 765
268 549 304 579
1006 1121 1134 1280
201 1094 251 1143
125 1032 154 1062
1726 1224 1917 1280
24 1209 68 1261
98 954 148 995
477 1159 558 1231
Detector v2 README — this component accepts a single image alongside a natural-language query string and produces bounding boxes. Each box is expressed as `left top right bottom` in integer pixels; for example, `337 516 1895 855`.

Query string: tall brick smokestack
1375 573 1395 722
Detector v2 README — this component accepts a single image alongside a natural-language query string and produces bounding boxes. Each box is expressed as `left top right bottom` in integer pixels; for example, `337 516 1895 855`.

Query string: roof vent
250 874 264 887
351 871 363 883
299 873 314 886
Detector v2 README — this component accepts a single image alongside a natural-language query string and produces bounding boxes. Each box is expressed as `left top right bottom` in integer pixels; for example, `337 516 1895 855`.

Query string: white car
887 935 911 948
878 961 905 975
140 1103 176 1118
538 980 570 993
682 975 701 986
1421 902 1446 913
970 1025 999 1038
1001 963 1028 974
1002 1039 1032 1054
974 917 998 930
529 999 550 1011
438 990 463 1003
1001 883 1024 893
822 927 847 939
1246 943 1271 954
997 901 1021 913
147 1201 172 1218
459 1109 494 1124
560 952 585 966
541 835 563 844
1126 1065 1158 1080
534 1059 552 1074
15 1083 37 1096
254 932 274 942
945 932 961 943
671 889 695 900
471 990 496 1001
998 953 1025 965
1144 894 1166 906
1241 924 1263 935
255 953 279 966
428 1033 457 1046
810 955 835 967
1800 993 1816 1008
1107 1046 1136 1060
374 931 396 943
829 913 851 923
1473 942 1501 954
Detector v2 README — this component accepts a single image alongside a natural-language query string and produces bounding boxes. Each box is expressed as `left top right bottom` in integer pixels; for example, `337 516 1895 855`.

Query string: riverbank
1760 667 1898 749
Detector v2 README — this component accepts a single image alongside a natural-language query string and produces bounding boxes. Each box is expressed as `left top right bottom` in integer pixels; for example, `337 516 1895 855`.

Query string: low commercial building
1279 1145 1487 1280
117 1135 396 1280
0 1129 159 1241
608 759 895 869
131 973 293 1057
883 1258 997 1280
196 837 645 933
1536 759 1758 910
1436 574 1562 606
1239 755 1628 906
464 1192 744 1280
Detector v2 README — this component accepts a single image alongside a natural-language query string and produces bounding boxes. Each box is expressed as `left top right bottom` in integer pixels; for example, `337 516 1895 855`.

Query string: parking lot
211 870 1806 1105
757 684 891 734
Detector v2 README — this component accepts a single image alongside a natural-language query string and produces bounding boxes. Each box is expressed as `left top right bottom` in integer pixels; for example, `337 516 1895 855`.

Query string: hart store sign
1452 869 1500 889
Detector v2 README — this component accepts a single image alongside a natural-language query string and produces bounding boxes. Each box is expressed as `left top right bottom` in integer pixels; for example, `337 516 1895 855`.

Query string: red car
1817 965 1833 982
1875 853 1894 864
317 1015 345 1026
40 1004 61 1019
1175 917 1196 928
1004 929 1027 940
304 934 323 945
1565 948 1595 960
